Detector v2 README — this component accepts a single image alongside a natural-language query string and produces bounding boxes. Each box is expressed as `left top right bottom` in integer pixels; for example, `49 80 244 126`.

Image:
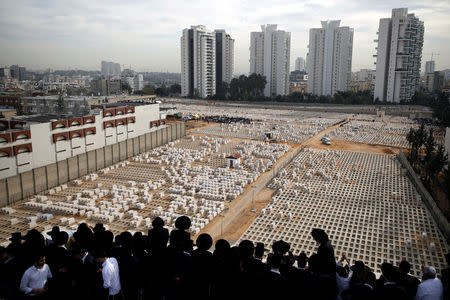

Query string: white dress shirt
19 264 52 295
415 278 443 300
102 257 121 296
336 261 353 299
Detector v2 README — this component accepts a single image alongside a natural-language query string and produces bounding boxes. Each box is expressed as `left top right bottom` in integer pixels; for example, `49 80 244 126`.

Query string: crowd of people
0 215 449 300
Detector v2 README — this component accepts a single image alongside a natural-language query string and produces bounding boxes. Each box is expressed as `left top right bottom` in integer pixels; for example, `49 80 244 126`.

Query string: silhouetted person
71 243 103 300
311 228 337 299
265 253 288 300
46 231 71 299
397 260 420 299
191 233 213 300
211 239 232 300
148 217 169 252
441 252 450 300
166 216 193 300
0 244 21 300
376 262 407 300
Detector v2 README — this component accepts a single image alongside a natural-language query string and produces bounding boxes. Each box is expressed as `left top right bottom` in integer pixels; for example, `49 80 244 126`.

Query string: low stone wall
0 122 186 207
398 151 450 243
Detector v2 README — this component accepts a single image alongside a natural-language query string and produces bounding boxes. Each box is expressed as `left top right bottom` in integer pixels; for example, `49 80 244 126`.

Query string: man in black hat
9 232 23 247
46 226 60 246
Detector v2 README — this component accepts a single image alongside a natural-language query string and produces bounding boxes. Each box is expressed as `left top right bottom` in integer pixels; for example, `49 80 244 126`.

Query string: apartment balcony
396 53 409 57
395 69 408 72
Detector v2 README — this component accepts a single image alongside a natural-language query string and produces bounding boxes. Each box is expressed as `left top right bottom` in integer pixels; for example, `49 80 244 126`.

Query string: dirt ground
309 139 399 155
185 120 217 132
197 187 276 244
194 142 302 243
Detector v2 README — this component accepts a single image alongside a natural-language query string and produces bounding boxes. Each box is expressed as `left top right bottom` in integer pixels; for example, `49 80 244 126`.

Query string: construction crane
423 52 440 61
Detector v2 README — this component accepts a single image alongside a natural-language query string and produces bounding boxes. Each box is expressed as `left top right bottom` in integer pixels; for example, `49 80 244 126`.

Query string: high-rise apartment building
215 30 234 92
374 8 424 103
307 20 354 96
249 25 291 97
181 25 217 98
425 61 435 74
101 61 121 76
9 65 19 79
0 68 11 78
295 57 306 72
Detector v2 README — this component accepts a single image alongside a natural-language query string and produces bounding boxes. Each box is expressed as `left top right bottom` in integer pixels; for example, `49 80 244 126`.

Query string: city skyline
0 0 449 74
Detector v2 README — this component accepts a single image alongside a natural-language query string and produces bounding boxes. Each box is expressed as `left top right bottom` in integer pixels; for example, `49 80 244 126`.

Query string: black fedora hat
9 232 23 242
47 226 60 238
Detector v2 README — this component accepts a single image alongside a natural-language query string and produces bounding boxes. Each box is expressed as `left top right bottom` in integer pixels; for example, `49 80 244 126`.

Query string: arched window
16 134 28 140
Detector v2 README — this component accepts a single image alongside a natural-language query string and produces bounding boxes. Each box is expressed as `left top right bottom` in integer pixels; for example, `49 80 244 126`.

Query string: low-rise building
0 102 164 179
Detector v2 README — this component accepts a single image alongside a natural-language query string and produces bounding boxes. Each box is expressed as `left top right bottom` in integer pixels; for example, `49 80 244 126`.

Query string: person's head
336 265 348 278
239 240 255 260
152 217 165 229
175 216 191 231
56 231 69 246
422 266 437 280
353 260 365 274
71 243 87 260
93 223 105 235
255 242 264 259
34 253 46 269
311 228 329 244
272 240 290 255
297 252 307 268
94 249 108 264
267 253 282 270
214 239 230 255
381 263 397 282
398 260 411 274
196 233 213 251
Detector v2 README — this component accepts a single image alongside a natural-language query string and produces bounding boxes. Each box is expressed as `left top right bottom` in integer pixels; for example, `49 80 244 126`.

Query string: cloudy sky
0 0 449 74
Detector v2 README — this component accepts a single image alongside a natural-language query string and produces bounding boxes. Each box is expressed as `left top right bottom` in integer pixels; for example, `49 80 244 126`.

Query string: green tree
169 84 181 94
142 85 155 95
425 144 448 183
15 102 24 116
443 162 450 208
121 81 132 94
406 124 426 166
424 128 435 163
56 94 66 115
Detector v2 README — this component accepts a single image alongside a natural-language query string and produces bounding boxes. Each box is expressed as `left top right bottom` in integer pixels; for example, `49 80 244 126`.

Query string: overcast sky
0 0 449 74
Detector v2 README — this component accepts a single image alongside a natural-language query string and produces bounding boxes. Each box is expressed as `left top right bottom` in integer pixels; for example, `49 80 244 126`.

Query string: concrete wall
398 152 450 244
0 179 7 207
0 123 185 207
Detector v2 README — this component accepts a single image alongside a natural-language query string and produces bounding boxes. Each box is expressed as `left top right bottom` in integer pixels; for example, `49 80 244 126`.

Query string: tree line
210 73 375 104
406 124 450 220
